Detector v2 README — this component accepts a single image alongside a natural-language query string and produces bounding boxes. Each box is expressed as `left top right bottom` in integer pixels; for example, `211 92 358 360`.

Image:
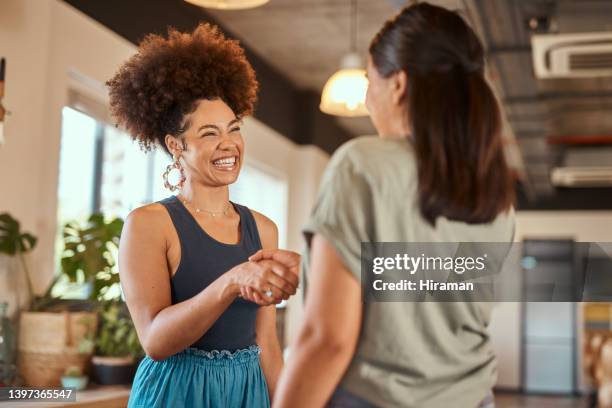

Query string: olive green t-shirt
302 136 515 408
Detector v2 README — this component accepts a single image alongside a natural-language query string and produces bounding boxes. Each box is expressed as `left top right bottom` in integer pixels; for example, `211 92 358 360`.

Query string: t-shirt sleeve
302 153 373 283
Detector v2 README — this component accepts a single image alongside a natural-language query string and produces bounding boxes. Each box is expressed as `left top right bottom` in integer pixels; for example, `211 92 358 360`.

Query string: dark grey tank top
159 195 261 351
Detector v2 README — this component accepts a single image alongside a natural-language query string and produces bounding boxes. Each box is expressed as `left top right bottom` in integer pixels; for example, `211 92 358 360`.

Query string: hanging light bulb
184 0 270 10
320 0 369 117
320 53 368 117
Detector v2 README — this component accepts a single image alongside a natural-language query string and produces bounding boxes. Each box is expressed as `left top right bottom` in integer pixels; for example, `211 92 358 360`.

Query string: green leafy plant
0 213 37 255
0 212 38 308
63 365 83 378
77 314 96 354
61 214 124 301
95 301 143 359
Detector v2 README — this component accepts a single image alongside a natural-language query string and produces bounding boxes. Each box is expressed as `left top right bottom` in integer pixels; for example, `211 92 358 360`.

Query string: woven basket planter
17 311 97 387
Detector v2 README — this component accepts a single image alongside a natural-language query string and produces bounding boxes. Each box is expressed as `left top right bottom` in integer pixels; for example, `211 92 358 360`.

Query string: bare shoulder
249 209 278 249
122 202 171 243
126 202 168 224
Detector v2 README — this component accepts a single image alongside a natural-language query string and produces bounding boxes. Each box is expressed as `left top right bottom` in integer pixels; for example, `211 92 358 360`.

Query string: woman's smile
211 155 239 172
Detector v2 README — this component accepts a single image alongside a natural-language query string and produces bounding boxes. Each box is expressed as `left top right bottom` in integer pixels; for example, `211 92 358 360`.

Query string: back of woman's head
369 2 514 226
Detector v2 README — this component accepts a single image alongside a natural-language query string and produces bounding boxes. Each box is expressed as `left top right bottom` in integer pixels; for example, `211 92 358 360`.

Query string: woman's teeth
212 157 237 170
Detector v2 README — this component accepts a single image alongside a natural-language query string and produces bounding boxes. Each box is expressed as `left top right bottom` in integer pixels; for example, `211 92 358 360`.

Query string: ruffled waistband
153 345 262 367
183 345 261 360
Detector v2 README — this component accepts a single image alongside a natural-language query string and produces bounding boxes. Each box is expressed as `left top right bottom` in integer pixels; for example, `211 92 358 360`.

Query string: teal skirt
127 345 270 408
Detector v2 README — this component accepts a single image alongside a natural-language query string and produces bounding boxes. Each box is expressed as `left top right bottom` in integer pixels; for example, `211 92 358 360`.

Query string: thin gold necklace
179 196 231 217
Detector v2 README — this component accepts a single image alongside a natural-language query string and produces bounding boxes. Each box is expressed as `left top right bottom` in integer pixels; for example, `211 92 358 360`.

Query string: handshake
228 249 301 306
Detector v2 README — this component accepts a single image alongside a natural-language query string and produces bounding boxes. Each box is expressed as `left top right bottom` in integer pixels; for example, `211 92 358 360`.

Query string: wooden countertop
0 385 130 408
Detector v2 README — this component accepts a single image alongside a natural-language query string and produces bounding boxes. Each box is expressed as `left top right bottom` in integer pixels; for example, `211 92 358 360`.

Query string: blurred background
0 0 611 407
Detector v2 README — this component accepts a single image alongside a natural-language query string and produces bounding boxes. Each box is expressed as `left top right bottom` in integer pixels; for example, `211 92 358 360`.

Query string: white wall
239 117 329 253
0 0 329 336
0 0 136 295
0 0 53 296
490 211 612 390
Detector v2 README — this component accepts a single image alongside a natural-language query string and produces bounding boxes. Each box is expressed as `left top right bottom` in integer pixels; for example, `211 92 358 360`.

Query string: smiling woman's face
167 98 244 187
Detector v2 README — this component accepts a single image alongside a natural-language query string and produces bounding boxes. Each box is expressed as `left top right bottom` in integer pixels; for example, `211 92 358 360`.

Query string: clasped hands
229 249 300 306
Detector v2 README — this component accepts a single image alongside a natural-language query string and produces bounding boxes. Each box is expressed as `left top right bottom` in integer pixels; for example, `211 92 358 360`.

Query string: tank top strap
157 196 201 251
231 202 263 253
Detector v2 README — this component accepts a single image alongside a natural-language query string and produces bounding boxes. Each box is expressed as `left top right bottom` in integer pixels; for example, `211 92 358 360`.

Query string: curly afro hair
106 23 258 155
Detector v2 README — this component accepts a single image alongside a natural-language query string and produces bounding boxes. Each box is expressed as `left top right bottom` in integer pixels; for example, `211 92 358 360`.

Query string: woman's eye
230 127 241 133
201 132 217 138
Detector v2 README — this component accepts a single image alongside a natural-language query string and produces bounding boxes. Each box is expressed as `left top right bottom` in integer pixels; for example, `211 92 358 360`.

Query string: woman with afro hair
110 23 300 408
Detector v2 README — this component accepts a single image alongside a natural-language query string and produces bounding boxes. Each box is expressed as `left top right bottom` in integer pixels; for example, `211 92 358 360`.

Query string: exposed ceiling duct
532 32 612 79
463 0 612 208
552 147 612 187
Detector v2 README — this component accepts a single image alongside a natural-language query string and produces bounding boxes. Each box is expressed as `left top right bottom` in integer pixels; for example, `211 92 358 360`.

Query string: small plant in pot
60 365 88 391
91 300 143 385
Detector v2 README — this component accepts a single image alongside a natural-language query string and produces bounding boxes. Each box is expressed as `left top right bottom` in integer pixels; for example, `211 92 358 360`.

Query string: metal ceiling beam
505 91 612 104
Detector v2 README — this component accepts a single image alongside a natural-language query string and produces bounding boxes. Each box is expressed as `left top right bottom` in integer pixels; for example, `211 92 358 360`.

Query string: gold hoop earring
163 156 186 192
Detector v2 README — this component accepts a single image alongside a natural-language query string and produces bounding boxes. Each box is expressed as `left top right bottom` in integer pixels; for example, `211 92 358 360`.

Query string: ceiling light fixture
184 0 270 10
320 0 369 117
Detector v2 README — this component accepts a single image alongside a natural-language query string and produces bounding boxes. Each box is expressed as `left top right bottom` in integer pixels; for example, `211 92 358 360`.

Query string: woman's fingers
249 249 301 274
259 260 298 295
245 287 257 303
248 249 264 262
239 286 249 299
252 288 271 305
236 258 299 305
260 259 299 287
272 263 299 290
264 266 297 297
244 286 278 306
254 278 284 302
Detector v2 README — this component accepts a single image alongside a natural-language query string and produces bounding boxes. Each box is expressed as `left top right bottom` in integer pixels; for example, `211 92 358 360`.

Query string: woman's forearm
260 338 283 399
143 273 238 360
273 329 354 408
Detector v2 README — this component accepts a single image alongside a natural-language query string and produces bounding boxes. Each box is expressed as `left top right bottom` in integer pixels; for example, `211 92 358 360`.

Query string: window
229 163 288 249
57 106 165 224
56 107 97 224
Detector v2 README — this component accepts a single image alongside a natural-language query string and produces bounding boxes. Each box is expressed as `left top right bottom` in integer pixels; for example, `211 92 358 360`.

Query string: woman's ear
391 70 408 106
164 134 183 158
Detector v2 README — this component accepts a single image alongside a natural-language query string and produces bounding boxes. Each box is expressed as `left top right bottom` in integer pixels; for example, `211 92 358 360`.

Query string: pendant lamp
320 0 368 117
184 0 270 10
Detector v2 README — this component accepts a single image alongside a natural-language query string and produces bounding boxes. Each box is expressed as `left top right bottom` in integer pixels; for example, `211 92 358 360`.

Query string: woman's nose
218 137 237 151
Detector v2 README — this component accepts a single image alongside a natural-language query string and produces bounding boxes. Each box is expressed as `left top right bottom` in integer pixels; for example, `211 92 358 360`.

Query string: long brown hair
369 3 514 226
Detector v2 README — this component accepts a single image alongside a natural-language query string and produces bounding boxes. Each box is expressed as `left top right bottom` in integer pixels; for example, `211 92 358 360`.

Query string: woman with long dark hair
274 3 514 408
109 24 300 407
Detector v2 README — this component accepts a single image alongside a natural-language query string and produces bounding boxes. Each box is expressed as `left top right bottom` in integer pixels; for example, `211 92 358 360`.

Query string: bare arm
272 234 362 408
251 211 285 400
257 304 283 399
119 206 296 361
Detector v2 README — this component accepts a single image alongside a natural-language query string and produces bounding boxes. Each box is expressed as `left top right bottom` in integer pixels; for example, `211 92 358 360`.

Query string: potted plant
0 212 37 314
91 300 143 385
17 304 98 387
17 213 123 387
0 213 37 386
60 365 88 390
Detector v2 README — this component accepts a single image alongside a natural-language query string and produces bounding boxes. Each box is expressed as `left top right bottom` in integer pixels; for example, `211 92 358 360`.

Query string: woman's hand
249 249 301 276
228 259 299 306
241 249 301 305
